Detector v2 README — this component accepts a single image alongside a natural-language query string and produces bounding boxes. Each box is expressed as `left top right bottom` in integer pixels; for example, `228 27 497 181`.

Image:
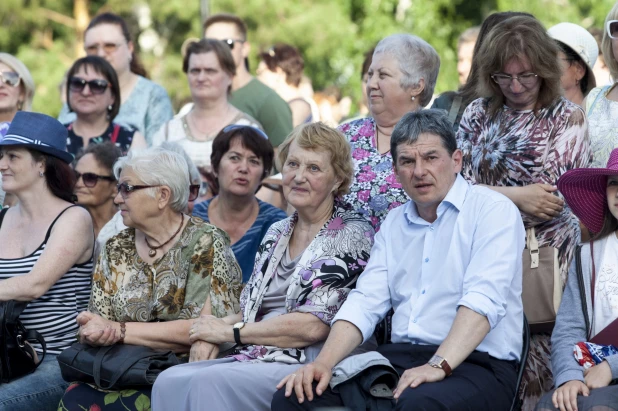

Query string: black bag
0 300 46 383
57 343 181 390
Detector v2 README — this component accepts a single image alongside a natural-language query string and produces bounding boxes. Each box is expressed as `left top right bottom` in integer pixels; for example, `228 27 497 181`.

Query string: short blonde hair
277 122 353 198
0 53 35 111
602 2 618 80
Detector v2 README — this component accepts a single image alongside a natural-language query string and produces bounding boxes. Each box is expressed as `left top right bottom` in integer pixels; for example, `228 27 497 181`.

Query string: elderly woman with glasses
192 125 287 282
456 15 591 409
152 39 262 169
58 146 242 411
585 4 618 168
63 56 147 156
58 13 173 144
151 122 375 411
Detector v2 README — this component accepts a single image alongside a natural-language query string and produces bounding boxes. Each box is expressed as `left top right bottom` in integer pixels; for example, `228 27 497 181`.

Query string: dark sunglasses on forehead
74 170 115 187
0 71 20 88
608 20 618 39
68 77 110 95
222 124 269 140
216 38 245 50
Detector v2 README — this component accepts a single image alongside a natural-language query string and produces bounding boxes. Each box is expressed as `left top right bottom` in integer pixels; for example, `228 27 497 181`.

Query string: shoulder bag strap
111 124 120 144
448 96 463 125
0 207 8 229
575 245 591 339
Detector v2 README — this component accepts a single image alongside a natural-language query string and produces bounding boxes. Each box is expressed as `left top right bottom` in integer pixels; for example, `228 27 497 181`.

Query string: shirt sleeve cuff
605 354 618 380
457 290 504 330
554 370 585 388
332 302 375 344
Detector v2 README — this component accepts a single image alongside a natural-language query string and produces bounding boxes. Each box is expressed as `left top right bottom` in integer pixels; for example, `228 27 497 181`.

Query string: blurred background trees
0 0 614 116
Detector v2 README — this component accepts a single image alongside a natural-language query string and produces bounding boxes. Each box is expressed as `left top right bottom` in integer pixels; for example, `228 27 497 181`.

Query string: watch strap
233 326 242 345
440 358 453 377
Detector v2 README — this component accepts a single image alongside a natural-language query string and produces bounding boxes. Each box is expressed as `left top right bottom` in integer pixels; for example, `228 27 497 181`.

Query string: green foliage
0 0 615 117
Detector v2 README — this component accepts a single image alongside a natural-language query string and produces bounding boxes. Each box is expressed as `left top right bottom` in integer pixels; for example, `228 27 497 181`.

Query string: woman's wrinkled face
281 139 339 213
216 138 264 197
69 65 115 119
0 62 24 115
114 168 158 228
366 53 416 119
74 153 116 208
187 51 232 101
84 23 133 75
0 147 43 193
497 56 541 111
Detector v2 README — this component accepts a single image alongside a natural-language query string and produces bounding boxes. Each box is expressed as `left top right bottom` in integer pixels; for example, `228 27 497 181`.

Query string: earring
39 171 44 177
576 79 580 86
107 105 113 112
411 96 416 101
17 101 23 110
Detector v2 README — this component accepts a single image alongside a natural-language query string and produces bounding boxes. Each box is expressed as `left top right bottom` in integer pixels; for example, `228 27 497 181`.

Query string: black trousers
271 343 518 411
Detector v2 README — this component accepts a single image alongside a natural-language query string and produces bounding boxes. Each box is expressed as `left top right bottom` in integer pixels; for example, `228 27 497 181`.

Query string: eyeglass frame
84 42 125 55
215 38 246 50
490 73 539 87
607 20 618 39
0 71 20 88
189 184 201 202
74 170 116 188
116 182 161 199
68 77 111 95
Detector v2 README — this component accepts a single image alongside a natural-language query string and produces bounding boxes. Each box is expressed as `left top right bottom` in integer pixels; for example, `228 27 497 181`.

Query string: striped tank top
0 206 93 354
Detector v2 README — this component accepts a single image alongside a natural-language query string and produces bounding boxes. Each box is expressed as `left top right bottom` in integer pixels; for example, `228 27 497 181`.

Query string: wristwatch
428 354 453 377
233 322 245 345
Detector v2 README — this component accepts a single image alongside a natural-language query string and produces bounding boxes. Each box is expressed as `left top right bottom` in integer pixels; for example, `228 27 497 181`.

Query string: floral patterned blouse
234 203 375 364
90 216 242 322
585 85 618 167
338 117 409 230
457 97 590 284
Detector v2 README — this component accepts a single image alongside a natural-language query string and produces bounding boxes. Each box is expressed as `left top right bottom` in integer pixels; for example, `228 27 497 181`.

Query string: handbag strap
24 329 46 368
526 227 540 269
575 246 591 340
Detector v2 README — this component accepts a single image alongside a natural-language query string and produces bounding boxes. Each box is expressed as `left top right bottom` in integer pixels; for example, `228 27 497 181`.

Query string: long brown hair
475 15 562 118
29 150 76 203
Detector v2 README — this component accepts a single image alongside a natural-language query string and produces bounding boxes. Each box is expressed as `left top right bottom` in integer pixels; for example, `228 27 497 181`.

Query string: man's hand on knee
393 364 446 399
276 362 332 403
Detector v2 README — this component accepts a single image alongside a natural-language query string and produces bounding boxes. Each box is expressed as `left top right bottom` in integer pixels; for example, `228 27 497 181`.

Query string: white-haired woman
338 34 440 230
58 147 242 411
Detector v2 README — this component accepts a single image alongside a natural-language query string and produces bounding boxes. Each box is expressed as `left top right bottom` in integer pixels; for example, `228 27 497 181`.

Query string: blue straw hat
0 112 73 163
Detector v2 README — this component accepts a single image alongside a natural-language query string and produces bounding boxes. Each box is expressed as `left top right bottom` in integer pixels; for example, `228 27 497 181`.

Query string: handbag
522 227 562 333
0 300 46 383
57 342 181 390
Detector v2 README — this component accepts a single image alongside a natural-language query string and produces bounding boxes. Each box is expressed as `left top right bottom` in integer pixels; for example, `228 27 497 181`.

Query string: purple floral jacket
234 203 375 363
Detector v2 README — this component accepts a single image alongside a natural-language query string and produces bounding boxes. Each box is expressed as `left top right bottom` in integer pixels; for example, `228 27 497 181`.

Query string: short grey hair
113 147 190 212
0 53 35 111
159 141 201 185
374 34 440 107
391 109 457 162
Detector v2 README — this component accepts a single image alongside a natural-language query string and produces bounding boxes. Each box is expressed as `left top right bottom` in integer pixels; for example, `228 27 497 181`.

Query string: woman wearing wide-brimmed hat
536 148 618 410
0 111 94 410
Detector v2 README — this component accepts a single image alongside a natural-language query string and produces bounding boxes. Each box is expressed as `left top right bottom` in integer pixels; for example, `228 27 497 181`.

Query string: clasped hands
276 361 446 404
76 311 121 346
188 314 232 363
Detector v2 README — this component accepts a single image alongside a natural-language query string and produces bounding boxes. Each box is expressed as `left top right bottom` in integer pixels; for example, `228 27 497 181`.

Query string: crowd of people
1 4 618 411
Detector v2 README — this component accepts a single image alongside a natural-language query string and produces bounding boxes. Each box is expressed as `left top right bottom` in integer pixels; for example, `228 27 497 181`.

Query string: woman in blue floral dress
339 33 440 230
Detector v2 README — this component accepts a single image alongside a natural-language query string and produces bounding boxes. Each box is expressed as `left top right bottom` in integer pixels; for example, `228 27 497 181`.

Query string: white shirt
593 233 618 337
334 175 525 361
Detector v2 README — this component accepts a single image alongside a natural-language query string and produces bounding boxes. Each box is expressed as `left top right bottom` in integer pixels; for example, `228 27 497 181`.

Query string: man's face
204 22 248 70
394 133 462 219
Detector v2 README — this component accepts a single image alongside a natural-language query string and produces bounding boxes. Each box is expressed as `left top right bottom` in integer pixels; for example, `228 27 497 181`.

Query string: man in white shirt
271 109 525 410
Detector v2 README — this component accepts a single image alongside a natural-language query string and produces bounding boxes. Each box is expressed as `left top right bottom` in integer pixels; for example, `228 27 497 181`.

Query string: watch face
233 322 245 329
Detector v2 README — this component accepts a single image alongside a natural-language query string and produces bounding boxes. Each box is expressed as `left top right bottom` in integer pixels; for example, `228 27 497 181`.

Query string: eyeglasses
85 42 124 55
0 71 20 88
74 171 115 188
69 77 110 95
116 182 161 199
491 73 539 86
222 124 269 140
213 38 245 50
189 184 200 202
608 20 618 39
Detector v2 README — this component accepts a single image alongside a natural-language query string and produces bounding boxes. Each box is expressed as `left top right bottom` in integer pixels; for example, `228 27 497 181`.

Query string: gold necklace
144 214 184 257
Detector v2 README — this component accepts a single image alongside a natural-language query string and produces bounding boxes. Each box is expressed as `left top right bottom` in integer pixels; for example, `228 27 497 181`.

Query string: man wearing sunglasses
202 13 293 149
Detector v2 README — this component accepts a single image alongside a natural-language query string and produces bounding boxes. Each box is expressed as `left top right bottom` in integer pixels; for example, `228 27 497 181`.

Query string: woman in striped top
0 112 94 411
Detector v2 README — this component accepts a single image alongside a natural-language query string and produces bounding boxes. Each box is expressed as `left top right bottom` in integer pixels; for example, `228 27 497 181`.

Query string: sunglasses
85 42 124 55
217 38 245 50
222 124 269 140
0 71 20 88
189 184 200 202
69 77 110 95
116 182 161 200
608 20 618 39
75 171 115 188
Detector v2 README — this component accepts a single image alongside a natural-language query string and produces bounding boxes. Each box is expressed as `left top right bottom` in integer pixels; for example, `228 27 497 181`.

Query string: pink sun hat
558 148 618 233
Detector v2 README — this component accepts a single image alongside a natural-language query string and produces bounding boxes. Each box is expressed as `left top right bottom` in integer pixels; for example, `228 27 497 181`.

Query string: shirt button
413 318 417 323
429 226 434 231
424 258 429 263
422 289 425 294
